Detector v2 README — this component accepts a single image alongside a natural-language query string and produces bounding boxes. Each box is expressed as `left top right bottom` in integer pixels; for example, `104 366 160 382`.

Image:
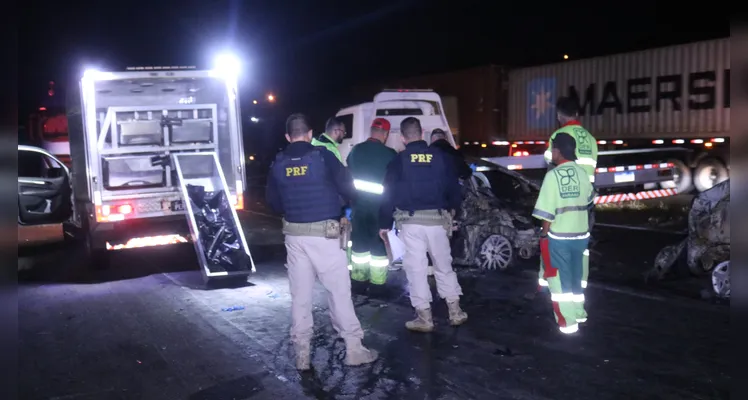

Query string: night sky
20 0 728 151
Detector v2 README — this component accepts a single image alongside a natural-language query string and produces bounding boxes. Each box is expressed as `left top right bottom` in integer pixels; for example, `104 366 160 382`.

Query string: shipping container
352 65 507 144
507 38 730 141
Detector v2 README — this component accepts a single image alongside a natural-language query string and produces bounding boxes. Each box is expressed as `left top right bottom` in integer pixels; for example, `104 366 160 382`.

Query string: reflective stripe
576 318 587 323
581 280 588 288
353 179 384 194
583 249 589 256
347 240 352 248
347 264 353 271
543 150 552 161
532 208 555 221
573 294 585 303
589 175 595 183
370 258 390 267
551 292 574 302
548 232 590 240
538 278 549 287
559 324 579 334
555 205 588 215
351 254 371 263
576 157 597 167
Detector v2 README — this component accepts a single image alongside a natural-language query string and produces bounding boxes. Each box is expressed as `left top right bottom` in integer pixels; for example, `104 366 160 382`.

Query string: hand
378 229 389 240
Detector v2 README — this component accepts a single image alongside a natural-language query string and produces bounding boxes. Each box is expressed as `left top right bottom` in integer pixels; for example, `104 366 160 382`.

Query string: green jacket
544 122 598 183
346 138 397 205
311 133 342 162
533 161 595 238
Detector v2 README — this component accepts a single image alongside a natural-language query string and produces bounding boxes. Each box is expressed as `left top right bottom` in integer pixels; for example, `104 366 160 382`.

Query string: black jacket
430 139 472 180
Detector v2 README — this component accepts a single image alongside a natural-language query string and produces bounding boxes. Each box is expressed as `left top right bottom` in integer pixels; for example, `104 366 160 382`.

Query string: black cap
430 128 446 137
552 132 577 161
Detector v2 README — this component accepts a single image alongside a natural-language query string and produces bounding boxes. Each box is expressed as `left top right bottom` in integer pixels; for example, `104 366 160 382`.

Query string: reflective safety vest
532 161 594 239
544 122 598 183
271 148 343 223
311 133 342 162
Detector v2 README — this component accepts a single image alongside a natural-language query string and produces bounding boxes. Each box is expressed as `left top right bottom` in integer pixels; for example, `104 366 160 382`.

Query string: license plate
169 200 184 211
614 171 635 183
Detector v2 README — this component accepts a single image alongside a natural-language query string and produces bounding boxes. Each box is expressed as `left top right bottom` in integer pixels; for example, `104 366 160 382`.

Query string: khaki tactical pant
285 235 365 345
400 223 463 310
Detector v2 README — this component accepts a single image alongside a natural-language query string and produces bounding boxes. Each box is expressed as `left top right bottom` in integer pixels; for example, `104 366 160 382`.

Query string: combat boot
446 299 468 326
294 342 311 371
343 339 379 366
405 308 435 332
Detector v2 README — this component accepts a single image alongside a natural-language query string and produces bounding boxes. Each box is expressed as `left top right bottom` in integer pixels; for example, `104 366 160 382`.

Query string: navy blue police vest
395 144 447 212
271 148 343 223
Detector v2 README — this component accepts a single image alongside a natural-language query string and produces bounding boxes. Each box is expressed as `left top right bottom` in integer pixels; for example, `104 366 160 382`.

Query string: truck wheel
665 159 693 194
693 158 729 193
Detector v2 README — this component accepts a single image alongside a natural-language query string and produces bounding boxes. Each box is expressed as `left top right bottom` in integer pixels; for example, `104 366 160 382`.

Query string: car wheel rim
711 261 730 298
479 234 512 270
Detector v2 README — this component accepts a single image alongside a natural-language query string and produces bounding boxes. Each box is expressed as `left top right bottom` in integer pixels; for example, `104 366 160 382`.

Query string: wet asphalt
18 210 729 400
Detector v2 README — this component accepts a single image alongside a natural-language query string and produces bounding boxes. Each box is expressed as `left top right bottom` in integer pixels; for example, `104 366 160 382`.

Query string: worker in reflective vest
541 96 597 291
533 132 594 334
311 117 346 162
346 118 398 286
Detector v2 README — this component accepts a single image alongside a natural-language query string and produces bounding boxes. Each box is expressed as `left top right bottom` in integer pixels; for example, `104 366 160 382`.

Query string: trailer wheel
665 159 693 194
693 158 728 193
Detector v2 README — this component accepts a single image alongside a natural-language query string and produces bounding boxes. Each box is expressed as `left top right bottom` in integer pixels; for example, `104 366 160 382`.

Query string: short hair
325 117 344 133
400 117 422 140
286 113 311 138
430 128 446 139
556 96 579 118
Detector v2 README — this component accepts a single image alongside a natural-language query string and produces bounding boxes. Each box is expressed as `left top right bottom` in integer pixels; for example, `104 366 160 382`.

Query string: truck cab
335 90 456 163
64 65 250 274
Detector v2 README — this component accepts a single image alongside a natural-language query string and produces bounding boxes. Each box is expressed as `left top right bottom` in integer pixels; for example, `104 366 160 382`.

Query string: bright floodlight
83 69 114 81
212 53 241 80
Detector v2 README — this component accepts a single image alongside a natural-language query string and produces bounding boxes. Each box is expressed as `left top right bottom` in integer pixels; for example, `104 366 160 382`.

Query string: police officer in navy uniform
378 117 468 332
266 113 378 370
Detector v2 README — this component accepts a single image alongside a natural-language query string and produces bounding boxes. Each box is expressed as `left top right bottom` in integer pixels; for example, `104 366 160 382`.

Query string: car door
18 146 73 226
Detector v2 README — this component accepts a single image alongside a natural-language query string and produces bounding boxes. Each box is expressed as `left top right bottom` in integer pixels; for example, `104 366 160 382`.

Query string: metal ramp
173 152 255 283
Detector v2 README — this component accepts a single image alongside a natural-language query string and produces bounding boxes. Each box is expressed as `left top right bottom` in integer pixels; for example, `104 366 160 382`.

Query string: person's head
556 96 579 125
430 128 447 143
325 117 346 142
285 113 313 143
551 132 577 165
400 117 423 144
370 118 391 143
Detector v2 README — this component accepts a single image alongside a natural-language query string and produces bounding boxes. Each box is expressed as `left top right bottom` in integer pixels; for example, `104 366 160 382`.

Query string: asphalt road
19 211 729 400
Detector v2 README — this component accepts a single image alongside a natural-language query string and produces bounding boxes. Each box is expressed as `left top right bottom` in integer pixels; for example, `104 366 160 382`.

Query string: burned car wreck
451 163 542 270
650 180 730 298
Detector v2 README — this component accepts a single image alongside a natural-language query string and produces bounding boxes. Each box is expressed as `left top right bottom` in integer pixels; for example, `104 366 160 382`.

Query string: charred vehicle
650 180 730 298
451 162 542 270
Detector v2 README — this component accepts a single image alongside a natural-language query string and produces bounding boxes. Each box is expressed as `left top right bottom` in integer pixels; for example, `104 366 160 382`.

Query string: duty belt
393 209 454 237
282 219 341 239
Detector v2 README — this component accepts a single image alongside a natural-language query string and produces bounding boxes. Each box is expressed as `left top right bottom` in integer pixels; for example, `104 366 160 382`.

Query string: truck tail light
95 203 132 222
233 192 244 210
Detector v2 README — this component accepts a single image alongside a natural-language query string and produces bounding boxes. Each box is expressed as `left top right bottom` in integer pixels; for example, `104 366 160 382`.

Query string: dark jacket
378 140 462 229
430 139 472 180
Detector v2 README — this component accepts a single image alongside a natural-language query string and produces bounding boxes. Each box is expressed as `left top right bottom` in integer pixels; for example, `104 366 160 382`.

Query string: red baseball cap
371 118 391 131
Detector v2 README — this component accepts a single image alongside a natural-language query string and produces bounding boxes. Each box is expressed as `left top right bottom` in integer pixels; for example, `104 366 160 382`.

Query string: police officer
311 116 346 162
378 117 468 332
429 128 472 180
346 118 398 286
266 113 378 370
540 97 598 291
532 132 594 334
